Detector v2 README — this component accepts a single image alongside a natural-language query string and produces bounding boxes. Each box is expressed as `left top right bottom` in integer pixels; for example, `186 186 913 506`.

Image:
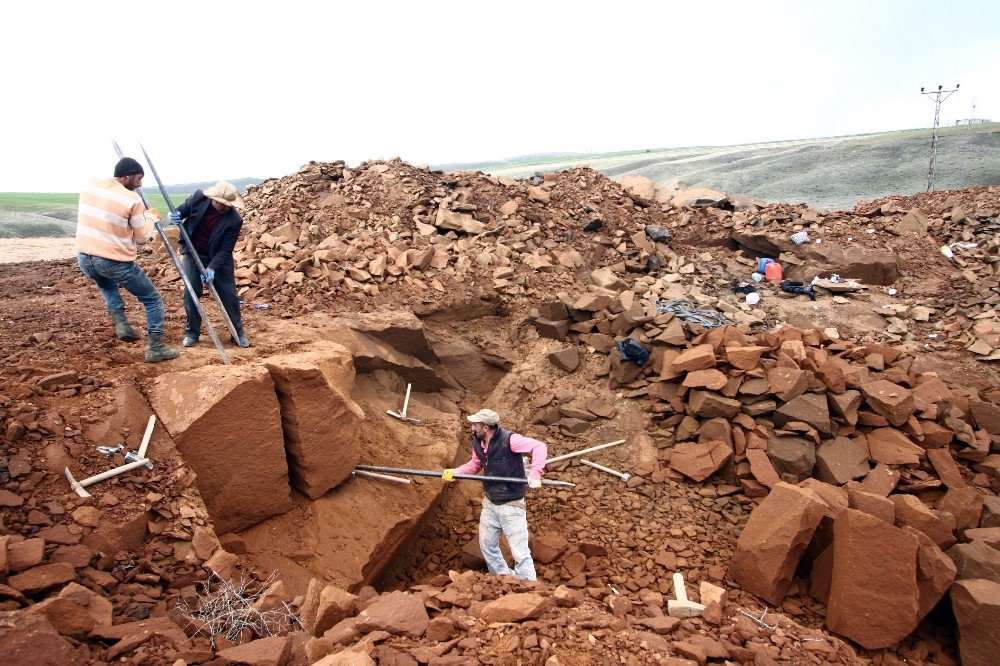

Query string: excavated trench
116 308 512 598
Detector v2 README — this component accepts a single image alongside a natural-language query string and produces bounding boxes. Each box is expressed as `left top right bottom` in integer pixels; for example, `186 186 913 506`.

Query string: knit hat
114 157 144 178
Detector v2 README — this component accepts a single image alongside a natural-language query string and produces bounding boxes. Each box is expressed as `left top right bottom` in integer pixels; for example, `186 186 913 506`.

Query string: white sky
3 0 997 192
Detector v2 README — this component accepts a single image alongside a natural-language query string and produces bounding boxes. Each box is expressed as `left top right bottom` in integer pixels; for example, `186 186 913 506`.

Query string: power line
920 84 960 192
884 0 919 82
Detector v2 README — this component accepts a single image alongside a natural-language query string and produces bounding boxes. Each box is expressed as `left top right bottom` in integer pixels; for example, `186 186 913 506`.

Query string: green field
0 191 191 238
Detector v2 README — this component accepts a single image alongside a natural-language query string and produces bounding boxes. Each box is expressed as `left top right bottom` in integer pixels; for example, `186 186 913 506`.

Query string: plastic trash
751 272 764 282
746 292 761 306
255 304 271 310
940 245 955 259
765 262 783 282
790 231 810 245
757 258 775 273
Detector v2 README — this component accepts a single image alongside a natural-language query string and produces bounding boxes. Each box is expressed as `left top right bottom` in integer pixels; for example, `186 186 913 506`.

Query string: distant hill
433 152 583 173
459 123 1000 210
159 177 263 195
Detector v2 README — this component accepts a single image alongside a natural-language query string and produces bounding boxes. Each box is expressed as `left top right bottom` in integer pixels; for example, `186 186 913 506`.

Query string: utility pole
920 84 959 192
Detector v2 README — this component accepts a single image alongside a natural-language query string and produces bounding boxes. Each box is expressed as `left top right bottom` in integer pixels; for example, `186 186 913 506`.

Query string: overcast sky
3 0 997 192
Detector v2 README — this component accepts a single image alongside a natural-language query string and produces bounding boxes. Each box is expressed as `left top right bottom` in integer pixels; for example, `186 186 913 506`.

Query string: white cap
467 408 500 425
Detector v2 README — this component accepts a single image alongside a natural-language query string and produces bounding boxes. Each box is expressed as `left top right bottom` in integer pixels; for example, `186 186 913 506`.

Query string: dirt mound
2 156 1000 664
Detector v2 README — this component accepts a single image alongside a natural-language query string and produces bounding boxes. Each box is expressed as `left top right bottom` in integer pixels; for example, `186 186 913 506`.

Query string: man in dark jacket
445 408 548 580
167 181 249 347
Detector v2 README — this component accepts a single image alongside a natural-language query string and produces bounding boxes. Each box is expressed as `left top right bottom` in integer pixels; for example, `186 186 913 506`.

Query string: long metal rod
547 439 626 464
355 465 575 488
112 140 230 365
139 141 240 342
580 458 630 482
352 470 411 484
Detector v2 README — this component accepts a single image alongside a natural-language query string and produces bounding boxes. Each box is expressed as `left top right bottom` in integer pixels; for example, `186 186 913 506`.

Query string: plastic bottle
765 262 783 282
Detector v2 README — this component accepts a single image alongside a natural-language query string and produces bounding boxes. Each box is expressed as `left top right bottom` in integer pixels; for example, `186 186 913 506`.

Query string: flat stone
815 437 871 485
478 592 553 623
861 380 915 426
766 436 816 482
865 428 924 466
891 494 956 550
669 440 732 482
7 562 77 596
671 345 716 372
774 393 833 436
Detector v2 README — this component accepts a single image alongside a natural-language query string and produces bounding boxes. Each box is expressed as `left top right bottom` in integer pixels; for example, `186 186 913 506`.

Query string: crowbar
354 465 575 488
352 470 411 484
580 458 631 483
64 457 152 499
112 140 230 365
139 141 241 344
387 383 420 424
547 439 626 464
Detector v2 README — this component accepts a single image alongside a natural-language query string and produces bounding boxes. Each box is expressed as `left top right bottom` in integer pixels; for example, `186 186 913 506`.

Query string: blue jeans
181 253 244 339
479 496 536 580
77 253 165 335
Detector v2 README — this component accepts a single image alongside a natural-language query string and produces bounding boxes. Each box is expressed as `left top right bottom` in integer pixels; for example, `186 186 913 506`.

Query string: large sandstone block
732 483 826 605
861 381 915 426
827 509 920 649
951 579 1000 666
0 611 76 666
266 343 365 499
147 365 292 533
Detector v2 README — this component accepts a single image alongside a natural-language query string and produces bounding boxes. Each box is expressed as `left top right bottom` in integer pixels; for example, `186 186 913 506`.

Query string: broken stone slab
861 380 915 426
947 541 1000 583
7 562 77 596
891 494 956 550
147 364 293 534
950 579 1000 666
218 636 292 666
826 508 920 649
937 486 984 532
265 344 365 500
669 440 732 482
731 483 826 606
548 347 581 373
815 437 871 485
773 393 833 436
0 612 76 665
865 428 924 466
354 591 429 638
765 436 816 483
478 592 553 623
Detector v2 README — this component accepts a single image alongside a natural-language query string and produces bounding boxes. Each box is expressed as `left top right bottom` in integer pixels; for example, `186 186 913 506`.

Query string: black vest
472 426 526 504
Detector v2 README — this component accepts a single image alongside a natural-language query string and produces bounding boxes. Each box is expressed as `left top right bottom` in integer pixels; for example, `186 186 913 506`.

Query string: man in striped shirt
76 157 179 363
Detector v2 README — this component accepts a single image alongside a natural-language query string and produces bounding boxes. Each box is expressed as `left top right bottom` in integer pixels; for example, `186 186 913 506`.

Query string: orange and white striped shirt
76 178 153 261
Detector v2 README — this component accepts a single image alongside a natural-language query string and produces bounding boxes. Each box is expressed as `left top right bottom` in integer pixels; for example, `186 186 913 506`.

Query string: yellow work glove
528 477 541 489
442 469 456 482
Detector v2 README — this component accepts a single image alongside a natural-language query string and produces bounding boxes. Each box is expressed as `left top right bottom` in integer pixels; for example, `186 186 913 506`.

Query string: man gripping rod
444 408 548 581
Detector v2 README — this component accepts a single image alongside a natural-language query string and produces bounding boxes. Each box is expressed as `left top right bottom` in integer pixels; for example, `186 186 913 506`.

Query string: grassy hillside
0 179 260 239
465 123 1000 210
0 191 191 239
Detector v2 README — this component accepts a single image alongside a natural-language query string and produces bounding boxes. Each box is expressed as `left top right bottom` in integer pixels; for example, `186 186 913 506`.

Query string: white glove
528 477 541 489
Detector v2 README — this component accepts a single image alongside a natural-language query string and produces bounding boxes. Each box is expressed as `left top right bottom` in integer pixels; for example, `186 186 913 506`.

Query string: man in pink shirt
444 408 548 580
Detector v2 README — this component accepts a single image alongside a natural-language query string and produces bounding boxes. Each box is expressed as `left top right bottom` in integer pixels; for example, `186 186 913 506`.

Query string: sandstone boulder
0 611 76 666
951 578 1000 666
732 483 826 605
265 344 365 499
826 509 920 649
218 635 292 666
865 428 923 466
147 365 293 533
891 494 956 550
947 541 1000 582
774 393 833 436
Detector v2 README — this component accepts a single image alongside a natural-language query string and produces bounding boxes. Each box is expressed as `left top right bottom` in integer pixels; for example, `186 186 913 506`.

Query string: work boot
182 334 199 347
145 333 180 363
231 333 251 348
109 309 140 341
